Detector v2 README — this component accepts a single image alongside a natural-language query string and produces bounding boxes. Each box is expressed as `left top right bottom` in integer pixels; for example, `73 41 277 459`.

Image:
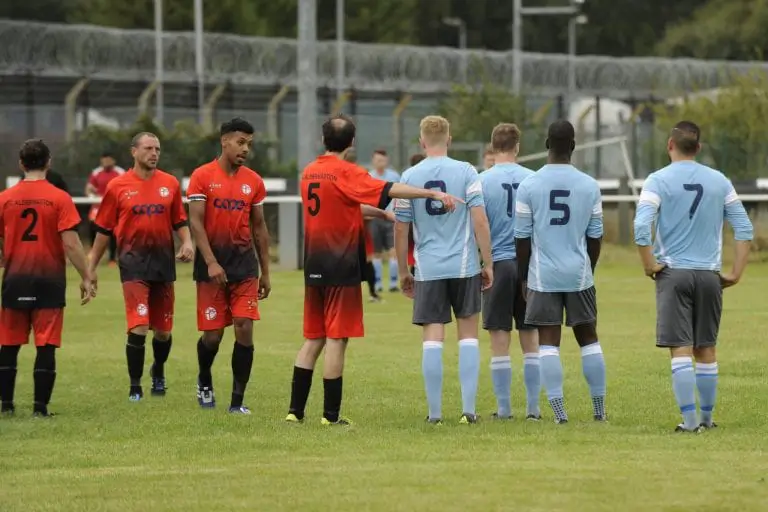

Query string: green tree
652 73 768 179
437 76 544 150
657 0 768 60
59 116 294 179
6 0 702 57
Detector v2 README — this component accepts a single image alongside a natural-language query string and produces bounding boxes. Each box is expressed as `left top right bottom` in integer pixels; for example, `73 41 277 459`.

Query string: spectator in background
482 144 495 171
368 149 401 293
86 152 125 265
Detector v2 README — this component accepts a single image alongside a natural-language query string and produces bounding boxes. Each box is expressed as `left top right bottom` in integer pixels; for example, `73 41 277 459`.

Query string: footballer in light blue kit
479 123 542 421
368 149 401 293
634 121 753 433
514 120 606 425
394 115 493 426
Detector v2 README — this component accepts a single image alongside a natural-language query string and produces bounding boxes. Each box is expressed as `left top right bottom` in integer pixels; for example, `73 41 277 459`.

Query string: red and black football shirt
94 169 188 283
0 179 81 309
302 155 392 286
187 160 266 283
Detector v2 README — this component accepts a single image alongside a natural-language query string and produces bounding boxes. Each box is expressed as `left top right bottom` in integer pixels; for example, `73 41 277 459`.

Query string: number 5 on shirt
549 189 571 226
307 182 321 216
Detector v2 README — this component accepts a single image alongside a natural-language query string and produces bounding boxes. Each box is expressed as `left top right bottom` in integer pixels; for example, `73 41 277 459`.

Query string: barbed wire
2 19 767 97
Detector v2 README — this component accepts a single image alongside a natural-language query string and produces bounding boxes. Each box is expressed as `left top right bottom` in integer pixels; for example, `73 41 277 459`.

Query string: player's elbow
61 230 81 252
734 224 754 242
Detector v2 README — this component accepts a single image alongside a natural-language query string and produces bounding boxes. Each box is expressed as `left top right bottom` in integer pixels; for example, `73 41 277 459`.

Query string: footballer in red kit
90 132 194 401
285 115 459 426
187 117 271 415
0 139 96 417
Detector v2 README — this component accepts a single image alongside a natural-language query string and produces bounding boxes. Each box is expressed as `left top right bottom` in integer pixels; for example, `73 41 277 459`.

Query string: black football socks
33 345 56 415
323 376 343 423
289 366 314 420
230 342 254 408
126 332 146 396
152 336 172 378
0 345 21 413
197 338 219 388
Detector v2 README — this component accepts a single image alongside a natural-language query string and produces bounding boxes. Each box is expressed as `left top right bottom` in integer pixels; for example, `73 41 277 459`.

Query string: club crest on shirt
158 187 170 198
208 183 222 191
241 184 252 195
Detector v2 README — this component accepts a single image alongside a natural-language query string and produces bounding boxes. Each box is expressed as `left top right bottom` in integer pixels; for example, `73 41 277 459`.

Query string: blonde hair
491 123 521 153
419 115 450 147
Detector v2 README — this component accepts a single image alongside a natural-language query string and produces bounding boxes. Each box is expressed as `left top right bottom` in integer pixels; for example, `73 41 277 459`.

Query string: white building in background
566 97 637 179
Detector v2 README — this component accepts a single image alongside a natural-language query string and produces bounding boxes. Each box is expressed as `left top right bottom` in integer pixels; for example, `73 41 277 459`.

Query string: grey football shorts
412 274 482 325
482 259 534 332
369 218 393 253
655 268 722 348
524 286 597 327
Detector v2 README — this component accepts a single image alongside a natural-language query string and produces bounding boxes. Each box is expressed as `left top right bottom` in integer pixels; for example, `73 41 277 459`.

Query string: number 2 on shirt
20 208 39 242
501 183 520 218
424 180 447 216
683 183 703 219
549 189 571 225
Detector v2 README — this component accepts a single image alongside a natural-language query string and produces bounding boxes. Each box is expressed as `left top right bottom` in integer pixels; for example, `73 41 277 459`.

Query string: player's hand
258 273 272 300
80 275 96 305
481 266 494 291
521 281 530 302
208 262 227 285
176 241 195 263
384 210 396 223
430 191 464 213
400 273 415 299
719 272 740 289
644 262 666 280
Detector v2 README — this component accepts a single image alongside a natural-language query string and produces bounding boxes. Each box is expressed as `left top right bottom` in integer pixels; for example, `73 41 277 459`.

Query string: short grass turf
0 247 767 511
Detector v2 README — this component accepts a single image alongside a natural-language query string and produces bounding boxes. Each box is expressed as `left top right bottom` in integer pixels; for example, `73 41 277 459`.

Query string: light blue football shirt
370 168 401 211
395 156 485 281
634 160 753 270
479 162 535 262
514 164 603 292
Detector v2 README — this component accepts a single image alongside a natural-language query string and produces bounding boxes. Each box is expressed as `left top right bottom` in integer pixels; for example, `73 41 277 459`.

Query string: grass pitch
0 247 767 511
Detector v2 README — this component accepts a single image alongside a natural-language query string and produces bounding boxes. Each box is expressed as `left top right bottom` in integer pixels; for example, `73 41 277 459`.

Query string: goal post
518 136 639 196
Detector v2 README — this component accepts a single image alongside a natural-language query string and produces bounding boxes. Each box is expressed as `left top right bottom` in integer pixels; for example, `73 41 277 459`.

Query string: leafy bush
652 73 768 180
60 116 296 178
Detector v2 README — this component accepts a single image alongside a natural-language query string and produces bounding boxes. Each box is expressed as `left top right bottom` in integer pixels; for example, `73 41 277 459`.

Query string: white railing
52 194 768 205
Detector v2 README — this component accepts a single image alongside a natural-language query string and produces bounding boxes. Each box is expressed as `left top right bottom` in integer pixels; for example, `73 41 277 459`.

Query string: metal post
567 17 576 113
335 0 345 100
512 0 522 94
194 0 204 126
298 0 318 172
267 85 291 162
154 0 164 125
392 93 412 169
459 22 468 84
203 83 227 132
65 78 90 145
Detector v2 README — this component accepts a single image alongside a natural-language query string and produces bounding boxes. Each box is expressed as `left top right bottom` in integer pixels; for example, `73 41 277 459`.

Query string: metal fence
3 19 768 98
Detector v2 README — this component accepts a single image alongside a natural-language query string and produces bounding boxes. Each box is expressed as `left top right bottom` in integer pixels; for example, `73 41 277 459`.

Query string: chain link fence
3 19 768 97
